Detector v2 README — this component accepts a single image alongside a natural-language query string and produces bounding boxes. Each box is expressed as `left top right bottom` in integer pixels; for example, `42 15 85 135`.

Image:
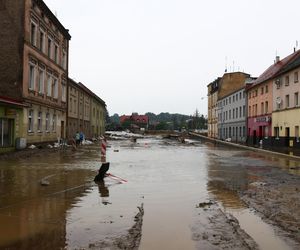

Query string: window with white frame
62 49 67 69
29 63 36 90
285 95 290 108
47 73 52 96
39 28 45 52
37 111 42 132
53 77 58 99
295 92 299 107
54 44 59 63
38 68 44 94
62 80 66 102
28 109 34 132
285 75 290 86
30 20 37 46
45 113 50 131
52 114 56 131
48 36 53 58
294 71 299 83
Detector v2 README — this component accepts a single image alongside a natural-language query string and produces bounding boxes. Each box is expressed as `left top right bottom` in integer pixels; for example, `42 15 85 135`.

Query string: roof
250 50 300 88
35 0 71 40
276 52 300 76
120 114 149 124
0 96 28 107
68 78 106 106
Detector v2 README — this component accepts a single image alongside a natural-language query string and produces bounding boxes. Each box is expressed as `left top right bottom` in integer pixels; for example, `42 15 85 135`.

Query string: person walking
75 131 80 146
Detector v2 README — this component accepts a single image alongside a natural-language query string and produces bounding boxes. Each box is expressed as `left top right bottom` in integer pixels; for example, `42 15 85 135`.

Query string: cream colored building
272 55 300 148
68 78 106 139
207 77 220 138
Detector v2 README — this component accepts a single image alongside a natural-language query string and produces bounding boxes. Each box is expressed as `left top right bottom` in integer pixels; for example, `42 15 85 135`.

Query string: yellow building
271 53 300 148
207 78 220 138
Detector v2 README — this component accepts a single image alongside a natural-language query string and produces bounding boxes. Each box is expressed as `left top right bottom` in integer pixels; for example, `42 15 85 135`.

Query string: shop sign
5 108 17 116
255 116 271 123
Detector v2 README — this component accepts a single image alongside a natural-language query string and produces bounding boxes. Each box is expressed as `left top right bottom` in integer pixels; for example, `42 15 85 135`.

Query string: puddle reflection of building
97 180 111 205
206 156 248 209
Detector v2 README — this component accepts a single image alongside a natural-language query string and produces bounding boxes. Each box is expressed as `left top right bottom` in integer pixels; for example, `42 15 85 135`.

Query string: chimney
275 56 280 63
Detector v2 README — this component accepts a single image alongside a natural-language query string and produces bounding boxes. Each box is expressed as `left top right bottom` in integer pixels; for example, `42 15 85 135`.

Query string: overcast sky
45 0 300 116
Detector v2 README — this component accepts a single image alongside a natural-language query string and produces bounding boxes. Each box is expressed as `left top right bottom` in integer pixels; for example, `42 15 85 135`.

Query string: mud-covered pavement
0 137 300 249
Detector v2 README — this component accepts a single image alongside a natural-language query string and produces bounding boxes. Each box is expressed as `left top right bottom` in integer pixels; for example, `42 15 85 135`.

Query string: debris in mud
192 203 259 250
196 201 214 208
89 203 144 250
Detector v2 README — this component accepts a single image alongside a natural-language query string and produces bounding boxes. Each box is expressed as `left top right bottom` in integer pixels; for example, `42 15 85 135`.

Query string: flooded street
0 136 300 249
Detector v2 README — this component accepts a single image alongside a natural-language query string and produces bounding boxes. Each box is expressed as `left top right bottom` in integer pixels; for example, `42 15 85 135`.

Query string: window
261 87 264 95
285 75 289 86
226 99 228 105
295 92 299 107
294 71 299 83
52 114 56 131
0 118 14 147
236 107 238 118
239 106 242 118
39 29 45 52
233 109 235 119
54 44 58 63
243 105 245 117
28 110 34 132
274 127 279 139
249 106 251 117
229 97 231 104
261 102 264 115
265 85 268 93
48 36 52 58
47 73 52 96
239 92 242 99
285 95 290 108
296 126 299 142
37 111 42 132
53 77 58 99
229 110 231 119
46 113 50 131
30 21 37 46
265 101 268 114
62 80 66 102
70 97 72 112
264 126 269 138
38 68 44 94
255 89 258 97
233 96 235 102
74 100 76 114
29 64 35 90
62 50 67 69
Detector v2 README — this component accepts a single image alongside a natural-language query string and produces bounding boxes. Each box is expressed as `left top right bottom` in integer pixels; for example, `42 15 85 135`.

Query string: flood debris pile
89 204 144 250
192 202 259 250
241 173 300 243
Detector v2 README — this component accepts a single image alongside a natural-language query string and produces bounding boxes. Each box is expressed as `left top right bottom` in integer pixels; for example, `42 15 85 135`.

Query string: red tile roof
120 114 149 124
249 50 300 89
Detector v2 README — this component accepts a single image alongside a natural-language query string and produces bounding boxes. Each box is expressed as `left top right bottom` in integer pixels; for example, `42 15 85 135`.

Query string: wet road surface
0 137 299 249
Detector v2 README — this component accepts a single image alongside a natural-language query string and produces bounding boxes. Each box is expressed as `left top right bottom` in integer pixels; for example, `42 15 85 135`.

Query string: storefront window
0 118 14 147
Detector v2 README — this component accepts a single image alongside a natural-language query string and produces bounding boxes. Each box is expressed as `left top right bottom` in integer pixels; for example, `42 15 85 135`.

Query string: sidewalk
189 132 300 160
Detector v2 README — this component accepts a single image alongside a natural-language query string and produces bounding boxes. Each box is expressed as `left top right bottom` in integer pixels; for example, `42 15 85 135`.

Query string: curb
189 132 300 161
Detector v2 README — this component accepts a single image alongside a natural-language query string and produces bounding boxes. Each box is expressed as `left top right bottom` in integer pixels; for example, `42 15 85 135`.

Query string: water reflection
96 180 111 205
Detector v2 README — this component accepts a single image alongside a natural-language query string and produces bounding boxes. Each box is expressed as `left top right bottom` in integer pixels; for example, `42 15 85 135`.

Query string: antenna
225 56 228 72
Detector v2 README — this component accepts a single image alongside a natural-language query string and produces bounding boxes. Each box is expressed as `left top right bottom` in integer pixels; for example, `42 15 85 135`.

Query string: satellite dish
276 97 282 104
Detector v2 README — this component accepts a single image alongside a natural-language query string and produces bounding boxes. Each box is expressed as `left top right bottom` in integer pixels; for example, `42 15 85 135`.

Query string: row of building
207 49 300 149
0 0 106 152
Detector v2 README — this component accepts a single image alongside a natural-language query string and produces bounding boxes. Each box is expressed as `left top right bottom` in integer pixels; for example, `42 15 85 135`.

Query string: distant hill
107 111 207 131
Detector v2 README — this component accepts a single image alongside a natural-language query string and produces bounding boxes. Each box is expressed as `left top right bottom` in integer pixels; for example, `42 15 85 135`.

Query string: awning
0 96 28 107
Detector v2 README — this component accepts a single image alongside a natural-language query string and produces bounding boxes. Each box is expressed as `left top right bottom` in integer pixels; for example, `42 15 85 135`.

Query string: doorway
253 130 257 145
285 127 290 147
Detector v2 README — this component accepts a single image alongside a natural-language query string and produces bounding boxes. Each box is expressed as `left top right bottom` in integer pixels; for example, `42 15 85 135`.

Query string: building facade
207 78 220 138
246 52 300 146
271 53 300 148
216 72 250 141
68 78 106 139
0 0 71 147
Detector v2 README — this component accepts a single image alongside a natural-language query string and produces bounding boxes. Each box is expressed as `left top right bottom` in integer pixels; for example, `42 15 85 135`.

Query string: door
61 121 65 139
253 130 257 145
285 127 290 147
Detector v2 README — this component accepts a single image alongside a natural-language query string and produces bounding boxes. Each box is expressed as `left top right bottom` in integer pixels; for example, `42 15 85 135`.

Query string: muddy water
0 137 299 249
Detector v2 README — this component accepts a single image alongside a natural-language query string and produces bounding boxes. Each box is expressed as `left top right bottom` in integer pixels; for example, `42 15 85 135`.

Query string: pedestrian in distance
79 131 84 145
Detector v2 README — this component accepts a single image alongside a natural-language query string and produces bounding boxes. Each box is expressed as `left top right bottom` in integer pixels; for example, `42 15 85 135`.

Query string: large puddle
0 137 299 249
